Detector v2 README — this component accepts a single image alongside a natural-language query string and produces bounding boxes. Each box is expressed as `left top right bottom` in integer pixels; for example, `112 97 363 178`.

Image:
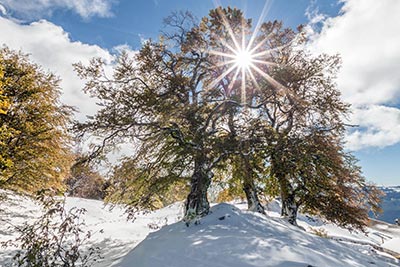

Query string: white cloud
0 0 115 19
113 44 138 59
346 105 400 150
0 4 6 15
0 16 141 163
307 0 400 150
0 16 114 121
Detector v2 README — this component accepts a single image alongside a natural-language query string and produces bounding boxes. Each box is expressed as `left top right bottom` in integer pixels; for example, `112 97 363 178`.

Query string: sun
207 3 288 104
234 48 254 70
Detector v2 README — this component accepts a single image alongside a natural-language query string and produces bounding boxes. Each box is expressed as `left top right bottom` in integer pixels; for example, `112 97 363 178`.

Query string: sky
0 0 399 185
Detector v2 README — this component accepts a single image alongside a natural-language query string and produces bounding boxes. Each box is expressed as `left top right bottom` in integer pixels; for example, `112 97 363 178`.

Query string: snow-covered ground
0 191 399 267
0 192 183 266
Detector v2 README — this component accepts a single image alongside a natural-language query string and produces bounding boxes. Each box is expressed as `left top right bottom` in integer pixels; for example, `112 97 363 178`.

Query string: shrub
1 191 102 267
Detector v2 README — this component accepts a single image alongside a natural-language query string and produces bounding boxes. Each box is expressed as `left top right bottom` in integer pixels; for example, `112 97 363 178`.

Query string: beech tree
76 7 381 228
188 8 382 227
295 133 382 229
0 47 73 193
224 19 383 227
266 129 382 228
214 111 268 214
75 11 230 220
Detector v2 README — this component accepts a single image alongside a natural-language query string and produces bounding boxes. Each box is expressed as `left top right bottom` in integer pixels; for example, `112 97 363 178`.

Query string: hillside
374 186 400 224
0 192 399 267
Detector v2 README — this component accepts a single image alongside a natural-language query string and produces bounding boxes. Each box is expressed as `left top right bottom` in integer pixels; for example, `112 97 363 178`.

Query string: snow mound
120 203 398 267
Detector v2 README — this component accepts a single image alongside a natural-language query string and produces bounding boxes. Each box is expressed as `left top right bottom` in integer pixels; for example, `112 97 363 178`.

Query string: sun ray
241 66 246 103
241 14 246 53
208 2 290 104
248 31 276 54
251 39 295 57
247 0 273 51
208 50 237 59
228 66 241 93
250 59 278 67
251 47 281 58
212 59 237 68
246 66 261 92
207 63 238 90
251 64 287 92
215 7 241 51
216 37 238 55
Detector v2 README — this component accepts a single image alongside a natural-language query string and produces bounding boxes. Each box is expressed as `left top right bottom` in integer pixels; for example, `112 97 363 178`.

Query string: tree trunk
243 179 266 214
184 155 212 222
279 177 298 226
242 155 266 214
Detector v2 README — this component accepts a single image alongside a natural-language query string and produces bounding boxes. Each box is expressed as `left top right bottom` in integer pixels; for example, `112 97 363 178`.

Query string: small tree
65 159 108 200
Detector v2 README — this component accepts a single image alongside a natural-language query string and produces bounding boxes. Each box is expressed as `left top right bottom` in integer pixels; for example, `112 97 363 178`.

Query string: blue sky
0 0 399 185
58 0 341 50
6 0 343 49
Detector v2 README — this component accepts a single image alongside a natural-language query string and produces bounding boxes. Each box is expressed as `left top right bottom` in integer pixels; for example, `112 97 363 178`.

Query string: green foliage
0 47 73 193
105 137 190 217
213 162 246 202
214 154 268 203
1 191 102 267
0 60 14 170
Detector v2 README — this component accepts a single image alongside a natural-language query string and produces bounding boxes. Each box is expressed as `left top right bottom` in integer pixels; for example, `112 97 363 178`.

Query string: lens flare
208 0 289 104
234 49 253 70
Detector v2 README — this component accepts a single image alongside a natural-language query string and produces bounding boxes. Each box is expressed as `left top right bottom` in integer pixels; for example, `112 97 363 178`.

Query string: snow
121 203 398 267
382 186 400 193
1 191 399 267
383 238 400 254
0 192 183 267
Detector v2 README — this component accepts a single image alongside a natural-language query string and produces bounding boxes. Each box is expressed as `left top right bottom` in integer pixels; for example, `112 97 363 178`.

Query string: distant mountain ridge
373 186 400 224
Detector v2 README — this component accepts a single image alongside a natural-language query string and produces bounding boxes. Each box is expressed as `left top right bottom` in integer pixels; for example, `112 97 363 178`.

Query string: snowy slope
0 191 399 267
121 203 399 267
0 192 183 267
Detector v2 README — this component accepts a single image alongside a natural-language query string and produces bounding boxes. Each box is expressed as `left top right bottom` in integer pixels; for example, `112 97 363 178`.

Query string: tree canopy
75 7 381 229
0 47 73 193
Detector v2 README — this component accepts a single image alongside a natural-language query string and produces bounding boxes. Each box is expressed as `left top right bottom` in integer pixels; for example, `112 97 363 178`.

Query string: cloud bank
307 0 400 150
0 0 115 19
0 16 114 121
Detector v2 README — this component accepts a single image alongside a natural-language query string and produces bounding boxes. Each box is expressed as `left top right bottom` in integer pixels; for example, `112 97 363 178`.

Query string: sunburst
234 48 254 70
208 1 287 104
